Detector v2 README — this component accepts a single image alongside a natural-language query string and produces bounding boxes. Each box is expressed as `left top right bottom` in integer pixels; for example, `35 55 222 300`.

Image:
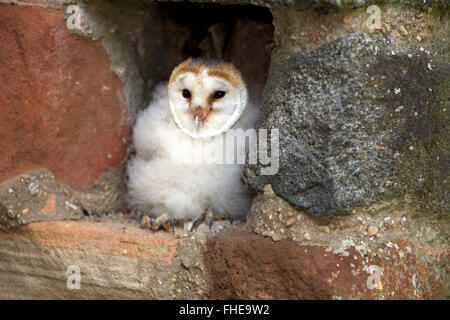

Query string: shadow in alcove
126 1 275 107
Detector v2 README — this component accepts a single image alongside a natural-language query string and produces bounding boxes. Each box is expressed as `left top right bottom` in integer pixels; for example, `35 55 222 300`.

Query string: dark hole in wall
126 1 274 107
158 2 273 57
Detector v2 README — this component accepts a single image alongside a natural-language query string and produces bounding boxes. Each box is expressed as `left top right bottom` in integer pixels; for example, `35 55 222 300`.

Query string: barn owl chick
127 58 259 232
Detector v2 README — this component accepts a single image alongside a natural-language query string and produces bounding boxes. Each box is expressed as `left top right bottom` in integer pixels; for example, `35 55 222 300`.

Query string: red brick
0 220 179 262
205 230 448 299
0 4 127 188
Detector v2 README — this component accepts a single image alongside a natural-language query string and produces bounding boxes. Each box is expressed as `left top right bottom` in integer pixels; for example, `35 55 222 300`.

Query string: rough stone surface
205 229 448 299
0 219 213 299
0 3 128 188
243 187 448 298
247 186 448 248
72 167 128 215
245 5 449 215
1 217 446 299
7 0 447 9
0 170 82 232
164 0 445 9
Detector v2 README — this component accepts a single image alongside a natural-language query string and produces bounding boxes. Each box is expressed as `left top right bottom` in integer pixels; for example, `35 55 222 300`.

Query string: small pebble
318 226 330 234
384 216 394 228
286 217 296 227
399 25 408 36
27 183 39 195
304 232 311 240
272 233 282 241
65 201 78 211
368 226 378 236
263 184 275 198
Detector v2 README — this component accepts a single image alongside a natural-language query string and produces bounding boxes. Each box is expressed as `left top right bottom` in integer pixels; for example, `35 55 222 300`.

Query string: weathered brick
0 4 127 188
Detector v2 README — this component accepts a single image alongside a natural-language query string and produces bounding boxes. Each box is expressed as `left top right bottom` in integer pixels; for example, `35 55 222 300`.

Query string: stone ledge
0 220 179 261
0 219 447 299
0 220 183 299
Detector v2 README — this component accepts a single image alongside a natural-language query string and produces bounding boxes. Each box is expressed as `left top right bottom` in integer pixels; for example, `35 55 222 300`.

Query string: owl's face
168 58 248 139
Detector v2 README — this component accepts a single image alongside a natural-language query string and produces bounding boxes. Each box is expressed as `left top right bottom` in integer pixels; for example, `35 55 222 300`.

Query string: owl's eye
213 91 226 99
182 89 191 99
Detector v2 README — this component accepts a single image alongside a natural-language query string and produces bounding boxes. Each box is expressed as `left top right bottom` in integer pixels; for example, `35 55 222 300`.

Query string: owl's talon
170 219 175 235
141 214 176 234
150 218 155 233
141 215 151 229
206 208 213 231
189 211 206 232
188 208 230 232
189 219 199 232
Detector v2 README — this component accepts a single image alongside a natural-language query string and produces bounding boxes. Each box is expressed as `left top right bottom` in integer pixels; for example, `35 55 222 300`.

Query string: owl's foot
187 208 232 232
141 214 176 234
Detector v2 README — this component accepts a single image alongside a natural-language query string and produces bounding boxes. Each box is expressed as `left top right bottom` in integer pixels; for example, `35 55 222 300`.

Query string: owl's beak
194 107 209 132
195 115 203 132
